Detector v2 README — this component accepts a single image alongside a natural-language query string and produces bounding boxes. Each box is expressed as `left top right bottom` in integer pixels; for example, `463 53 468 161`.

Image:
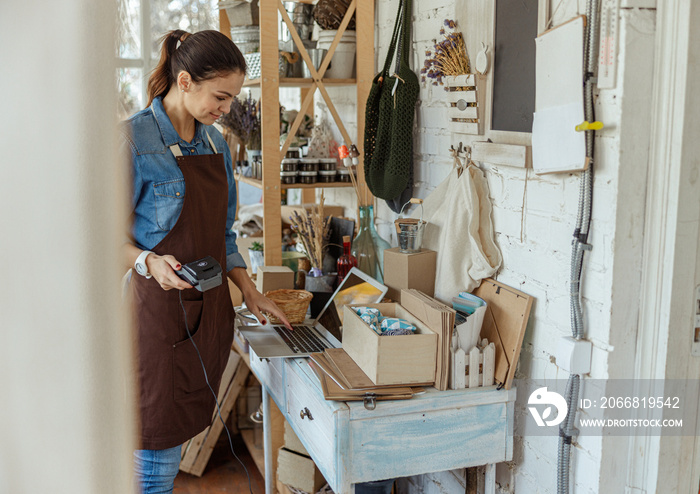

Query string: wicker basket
264 289 313 324
313 0 356 30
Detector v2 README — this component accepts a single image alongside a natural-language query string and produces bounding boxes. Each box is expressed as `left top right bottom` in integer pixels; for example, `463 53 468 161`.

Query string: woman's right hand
145 253 193 291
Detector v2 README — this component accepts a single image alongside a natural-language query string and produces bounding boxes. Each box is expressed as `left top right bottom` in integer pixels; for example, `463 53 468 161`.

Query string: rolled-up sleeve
223 138 248 272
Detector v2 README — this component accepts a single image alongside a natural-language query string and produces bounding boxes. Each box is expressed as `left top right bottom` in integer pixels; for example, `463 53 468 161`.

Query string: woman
120 29 290 493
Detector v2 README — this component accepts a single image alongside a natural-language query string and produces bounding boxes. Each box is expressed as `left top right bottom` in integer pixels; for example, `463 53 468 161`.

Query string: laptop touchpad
244 331 284 347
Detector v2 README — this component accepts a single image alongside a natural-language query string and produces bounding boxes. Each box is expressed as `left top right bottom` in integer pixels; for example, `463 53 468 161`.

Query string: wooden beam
355 0 375 204
220 8 231 39
315 82 353 146
260 0 282 266
281 82 317 157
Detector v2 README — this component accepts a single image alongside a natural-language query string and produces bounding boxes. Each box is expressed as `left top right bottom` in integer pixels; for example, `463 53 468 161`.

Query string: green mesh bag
363 0 419 201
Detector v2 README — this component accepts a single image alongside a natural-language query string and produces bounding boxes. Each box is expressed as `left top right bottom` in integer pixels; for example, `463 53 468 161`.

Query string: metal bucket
395 199 426 253
302 48 327 78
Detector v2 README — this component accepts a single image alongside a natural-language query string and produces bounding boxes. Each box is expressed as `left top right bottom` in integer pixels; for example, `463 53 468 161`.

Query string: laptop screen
316 270 385 343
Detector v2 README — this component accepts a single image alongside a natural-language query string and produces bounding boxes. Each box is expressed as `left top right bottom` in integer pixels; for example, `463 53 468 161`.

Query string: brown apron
131 134 235 450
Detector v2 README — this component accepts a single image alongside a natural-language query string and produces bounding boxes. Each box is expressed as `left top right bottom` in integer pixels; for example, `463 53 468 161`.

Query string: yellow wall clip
575 121 604 132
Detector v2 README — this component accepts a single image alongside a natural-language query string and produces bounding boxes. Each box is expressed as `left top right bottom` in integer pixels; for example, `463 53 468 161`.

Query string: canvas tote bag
415 155 502 302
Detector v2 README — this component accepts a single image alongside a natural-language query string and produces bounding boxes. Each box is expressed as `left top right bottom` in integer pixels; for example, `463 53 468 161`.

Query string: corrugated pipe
559 0 599 492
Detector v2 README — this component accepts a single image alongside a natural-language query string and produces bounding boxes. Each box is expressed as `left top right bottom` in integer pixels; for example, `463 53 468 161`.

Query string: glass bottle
337 235 357 284
280 189 287 205
351 205 391 283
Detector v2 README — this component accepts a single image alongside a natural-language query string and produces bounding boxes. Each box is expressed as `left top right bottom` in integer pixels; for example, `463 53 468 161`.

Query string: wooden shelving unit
235 173 358 190
224 0 375 267
243 77 356 88
222 7 375 487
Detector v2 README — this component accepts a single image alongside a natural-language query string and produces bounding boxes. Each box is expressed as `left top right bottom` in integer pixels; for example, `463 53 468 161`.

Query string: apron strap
205 131 218 154
150 107 219 156
169 143 183 157
170 131 217 157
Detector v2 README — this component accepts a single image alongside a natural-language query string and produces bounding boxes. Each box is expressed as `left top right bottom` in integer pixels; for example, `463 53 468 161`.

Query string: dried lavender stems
421 19 471 85
219 93 262 149
289 191 332 271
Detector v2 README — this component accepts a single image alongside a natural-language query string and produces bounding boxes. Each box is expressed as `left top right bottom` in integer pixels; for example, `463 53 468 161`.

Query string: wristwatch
134 250 154 279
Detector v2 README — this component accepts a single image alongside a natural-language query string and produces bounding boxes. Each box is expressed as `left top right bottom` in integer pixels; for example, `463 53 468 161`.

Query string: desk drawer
285 360 341 481
249 349 285 407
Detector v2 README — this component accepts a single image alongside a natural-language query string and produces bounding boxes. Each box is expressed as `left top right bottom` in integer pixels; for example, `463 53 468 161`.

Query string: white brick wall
311 1 656 493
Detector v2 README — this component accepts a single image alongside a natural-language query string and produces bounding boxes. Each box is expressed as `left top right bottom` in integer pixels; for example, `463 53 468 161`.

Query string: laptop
238 267 388 358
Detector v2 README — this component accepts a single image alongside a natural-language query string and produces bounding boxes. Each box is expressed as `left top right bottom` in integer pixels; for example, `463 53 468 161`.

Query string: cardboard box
342 303 438 386
383 248 437 301
277 447 326 494
256 266 294 294
283 420 308 456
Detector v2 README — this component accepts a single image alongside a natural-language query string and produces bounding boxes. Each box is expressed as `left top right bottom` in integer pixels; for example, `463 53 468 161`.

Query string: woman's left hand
244 289 293 330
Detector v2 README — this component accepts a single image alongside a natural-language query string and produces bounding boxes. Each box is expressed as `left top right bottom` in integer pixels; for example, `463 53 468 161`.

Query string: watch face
135 262 148 276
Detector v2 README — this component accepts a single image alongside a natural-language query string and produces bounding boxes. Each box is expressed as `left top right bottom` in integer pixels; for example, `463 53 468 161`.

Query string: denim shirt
120 96 246 272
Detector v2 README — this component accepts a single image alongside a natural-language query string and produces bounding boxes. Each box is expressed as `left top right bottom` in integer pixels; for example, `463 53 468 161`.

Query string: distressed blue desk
249 348 515 494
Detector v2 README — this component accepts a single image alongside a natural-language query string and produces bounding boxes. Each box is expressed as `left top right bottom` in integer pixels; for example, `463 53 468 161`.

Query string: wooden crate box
342 303 437 386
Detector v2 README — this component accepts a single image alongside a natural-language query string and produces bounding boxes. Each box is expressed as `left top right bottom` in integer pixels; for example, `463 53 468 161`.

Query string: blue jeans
133 445 182 494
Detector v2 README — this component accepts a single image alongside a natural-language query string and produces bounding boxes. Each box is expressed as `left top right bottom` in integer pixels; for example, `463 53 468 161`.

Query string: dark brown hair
146 29 247 107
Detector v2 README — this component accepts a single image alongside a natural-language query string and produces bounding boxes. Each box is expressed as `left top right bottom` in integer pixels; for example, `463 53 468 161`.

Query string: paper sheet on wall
532 103 587 173
533 16 587 174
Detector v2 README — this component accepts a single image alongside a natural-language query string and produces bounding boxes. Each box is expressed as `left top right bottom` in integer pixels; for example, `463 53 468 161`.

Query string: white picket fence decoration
450 338 495 389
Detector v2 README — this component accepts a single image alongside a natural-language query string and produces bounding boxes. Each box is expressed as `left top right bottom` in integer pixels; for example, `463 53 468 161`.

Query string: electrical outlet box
556 336 592 375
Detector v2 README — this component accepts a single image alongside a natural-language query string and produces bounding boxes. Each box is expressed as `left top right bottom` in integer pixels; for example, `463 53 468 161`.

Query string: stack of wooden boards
309 348 422 402
399 289 456 390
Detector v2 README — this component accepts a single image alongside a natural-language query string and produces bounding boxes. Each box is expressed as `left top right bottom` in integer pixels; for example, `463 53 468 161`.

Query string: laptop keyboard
273 325 330 354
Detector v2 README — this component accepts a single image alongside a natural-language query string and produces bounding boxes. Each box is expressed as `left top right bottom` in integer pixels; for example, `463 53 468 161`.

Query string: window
116 0 220 120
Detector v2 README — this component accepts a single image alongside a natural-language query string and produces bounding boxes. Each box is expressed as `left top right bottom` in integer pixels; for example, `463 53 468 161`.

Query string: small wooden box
383 248 437 301
277 447 325 494
342 303 437 386
255 266 295 294
283 420 308 456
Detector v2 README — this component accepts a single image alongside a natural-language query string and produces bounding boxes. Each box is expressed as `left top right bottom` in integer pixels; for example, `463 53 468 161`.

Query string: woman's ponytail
146 30 189 107
144 29 246 109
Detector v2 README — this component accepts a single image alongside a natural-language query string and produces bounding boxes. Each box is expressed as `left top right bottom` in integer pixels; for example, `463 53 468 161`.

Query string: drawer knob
300 407 314 420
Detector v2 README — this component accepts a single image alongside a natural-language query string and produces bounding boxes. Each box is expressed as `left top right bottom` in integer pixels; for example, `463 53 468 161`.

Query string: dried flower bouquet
421 19 471 86
219 93 262 150
288 191 332 276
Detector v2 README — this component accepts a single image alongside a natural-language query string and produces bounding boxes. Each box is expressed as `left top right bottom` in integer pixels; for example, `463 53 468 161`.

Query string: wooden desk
248 348 515 494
